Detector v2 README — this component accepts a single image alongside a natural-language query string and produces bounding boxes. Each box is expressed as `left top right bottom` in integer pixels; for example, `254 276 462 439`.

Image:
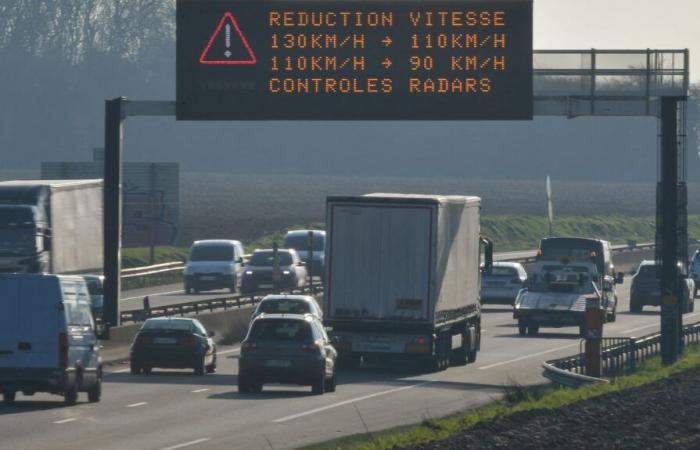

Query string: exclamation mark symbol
224 23 232 58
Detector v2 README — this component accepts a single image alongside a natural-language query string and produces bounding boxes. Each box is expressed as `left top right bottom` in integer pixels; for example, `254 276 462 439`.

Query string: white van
0 273 105 405
184 240 246 294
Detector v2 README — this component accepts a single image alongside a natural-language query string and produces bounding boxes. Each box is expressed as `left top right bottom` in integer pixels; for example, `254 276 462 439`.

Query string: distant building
41 149 179 248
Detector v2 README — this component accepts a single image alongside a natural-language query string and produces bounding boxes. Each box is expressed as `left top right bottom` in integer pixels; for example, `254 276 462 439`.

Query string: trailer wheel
451 333 468 366
2 389 16 405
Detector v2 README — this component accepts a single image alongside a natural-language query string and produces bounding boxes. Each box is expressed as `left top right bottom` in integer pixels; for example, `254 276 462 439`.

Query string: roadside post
272 242 281 287
307 231 314 295
143 296 151 318
584 297 604 378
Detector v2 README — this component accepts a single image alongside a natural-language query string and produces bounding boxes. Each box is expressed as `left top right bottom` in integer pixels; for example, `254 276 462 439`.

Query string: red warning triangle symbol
199 12 257 65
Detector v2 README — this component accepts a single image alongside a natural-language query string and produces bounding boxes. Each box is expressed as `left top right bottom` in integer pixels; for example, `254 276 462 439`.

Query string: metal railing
120 280 323 324
543 321 700 387
121 261 184 279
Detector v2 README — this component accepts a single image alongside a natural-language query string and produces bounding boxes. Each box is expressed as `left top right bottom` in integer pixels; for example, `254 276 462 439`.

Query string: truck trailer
0 180 103 274
323 194 492 372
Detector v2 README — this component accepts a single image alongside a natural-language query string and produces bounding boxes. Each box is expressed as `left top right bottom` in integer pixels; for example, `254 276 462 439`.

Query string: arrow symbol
382 58 392 69
381 36 392 47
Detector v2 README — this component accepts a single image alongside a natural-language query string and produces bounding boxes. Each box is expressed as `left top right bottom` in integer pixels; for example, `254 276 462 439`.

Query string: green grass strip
304 344 700 450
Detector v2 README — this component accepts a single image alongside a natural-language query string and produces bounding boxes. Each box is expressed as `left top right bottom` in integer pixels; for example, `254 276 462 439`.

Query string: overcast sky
535 0 699 81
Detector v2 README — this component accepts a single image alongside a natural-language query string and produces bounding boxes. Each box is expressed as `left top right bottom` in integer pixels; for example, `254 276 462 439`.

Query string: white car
480 262 527 305
251 295 323 320
184 240 246 294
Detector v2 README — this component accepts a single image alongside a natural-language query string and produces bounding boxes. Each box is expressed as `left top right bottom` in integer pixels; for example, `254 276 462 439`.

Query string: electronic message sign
176 0 532 120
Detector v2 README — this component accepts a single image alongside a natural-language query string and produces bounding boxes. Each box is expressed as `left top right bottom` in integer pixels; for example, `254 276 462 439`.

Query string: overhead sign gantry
176 0 533 120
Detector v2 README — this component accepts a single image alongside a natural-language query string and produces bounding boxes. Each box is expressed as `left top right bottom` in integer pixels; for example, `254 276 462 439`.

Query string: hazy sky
535 0 699 81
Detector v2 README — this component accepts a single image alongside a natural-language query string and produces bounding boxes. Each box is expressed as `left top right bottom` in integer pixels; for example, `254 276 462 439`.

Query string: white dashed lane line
159 438 211 450
191 388 210 393
126 402 148 408
53 418 77 424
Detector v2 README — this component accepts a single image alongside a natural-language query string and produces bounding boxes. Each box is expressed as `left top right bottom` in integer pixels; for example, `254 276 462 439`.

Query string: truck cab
0 204 49 273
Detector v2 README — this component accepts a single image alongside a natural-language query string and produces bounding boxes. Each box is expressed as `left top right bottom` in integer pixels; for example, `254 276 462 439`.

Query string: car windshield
85 279 103 295
249 251 293 266
259 299 310 315
484 267 517 278
189 245 233 262
528 266 598 294
637 265 659 278
142 320 192 331
249 319 311 341
283 234 324 252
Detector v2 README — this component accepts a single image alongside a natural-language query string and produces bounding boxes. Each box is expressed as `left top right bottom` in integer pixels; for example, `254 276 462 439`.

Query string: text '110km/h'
176 0 533 120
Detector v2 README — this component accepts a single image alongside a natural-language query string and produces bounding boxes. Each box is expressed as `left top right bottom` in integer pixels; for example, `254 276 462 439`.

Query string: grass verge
304 344 700 450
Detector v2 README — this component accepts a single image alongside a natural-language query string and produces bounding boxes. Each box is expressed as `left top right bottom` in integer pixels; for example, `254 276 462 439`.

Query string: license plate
265 359 291 368
153 337 177 344
259 284 274 289
200 276 216 281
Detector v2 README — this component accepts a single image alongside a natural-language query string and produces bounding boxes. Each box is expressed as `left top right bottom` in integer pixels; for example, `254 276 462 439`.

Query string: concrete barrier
101 305 256 363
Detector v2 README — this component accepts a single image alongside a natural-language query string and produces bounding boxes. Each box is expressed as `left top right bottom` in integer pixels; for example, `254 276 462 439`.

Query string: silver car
252 295 323 320
480 262 527 305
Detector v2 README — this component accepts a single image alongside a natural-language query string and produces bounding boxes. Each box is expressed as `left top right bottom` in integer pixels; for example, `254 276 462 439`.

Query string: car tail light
135 334 151 345
59 333 68 369
302 340 322 352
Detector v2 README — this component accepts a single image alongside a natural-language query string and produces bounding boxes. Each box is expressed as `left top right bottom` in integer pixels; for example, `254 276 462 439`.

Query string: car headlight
283 270 291 275
245 270 254 275
184 265 193 276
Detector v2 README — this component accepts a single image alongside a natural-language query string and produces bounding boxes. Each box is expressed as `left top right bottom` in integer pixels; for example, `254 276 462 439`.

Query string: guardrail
120 280 323 324
543 321 700 387
121 261 185 279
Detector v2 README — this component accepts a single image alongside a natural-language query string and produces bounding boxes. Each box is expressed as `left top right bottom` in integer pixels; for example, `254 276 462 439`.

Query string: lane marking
126 402 148 408
121 289 184 301
53 418 76 424
191 388 210 393
272 381 431 423
159 438 211 450
477 343 578 370
217 347 240 356
621 312 700 335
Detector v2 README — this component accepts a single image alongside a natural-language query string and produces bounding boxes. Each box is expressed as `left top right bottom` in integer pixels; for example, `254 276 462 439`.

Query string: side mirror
298 261 306 267
96 323 110 340
207 330 215 337
237 257 244 264
615 272 624 284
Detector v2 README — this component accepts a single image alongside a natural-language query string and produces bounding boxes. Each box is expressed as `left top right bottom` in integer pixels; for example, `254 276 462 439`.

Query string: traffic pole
584 297 604 378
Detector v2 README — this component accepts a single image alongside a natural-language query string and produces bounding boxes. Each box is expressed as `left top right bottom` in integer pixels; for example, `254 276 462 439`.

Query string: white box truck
324 194 492 371
0 180 103 274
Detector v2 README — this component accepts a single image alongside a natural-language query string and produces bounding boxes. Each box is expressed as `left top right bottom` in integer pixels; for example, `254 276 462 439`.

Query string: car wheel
130 362 140 375
88 373 102 403
311 368 326 395
2 389 16 405
64 382 79 406
579 325 587 337
695 288 698 299
518 321 528 336
250 383 263 393
238 372 251 393
527 324 539 337
690 298 696 313
184 284 191 294
142 366 152 375
206 353 217 373
325 369 337 393
194 356 206 375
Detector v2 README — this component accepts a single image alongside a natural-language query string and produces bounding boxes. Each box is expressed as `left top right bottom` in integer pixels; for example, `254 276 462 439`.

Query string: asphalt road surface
3 260 698 450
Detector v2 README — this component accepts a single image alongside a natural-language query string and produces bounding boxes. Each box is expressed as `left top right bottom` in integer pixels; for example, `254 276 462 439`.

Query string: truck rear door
328 203 432 321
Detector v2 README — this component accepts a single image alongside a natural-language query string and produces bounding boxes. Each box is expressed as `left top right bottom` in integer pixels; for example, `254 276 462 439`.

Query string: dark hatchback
130 318 217 375
238 314 337 395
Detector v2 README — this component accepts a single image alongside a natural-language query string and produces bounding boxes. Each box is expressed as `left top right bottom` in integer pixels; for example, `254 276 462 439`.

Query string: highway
2 251 696 450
